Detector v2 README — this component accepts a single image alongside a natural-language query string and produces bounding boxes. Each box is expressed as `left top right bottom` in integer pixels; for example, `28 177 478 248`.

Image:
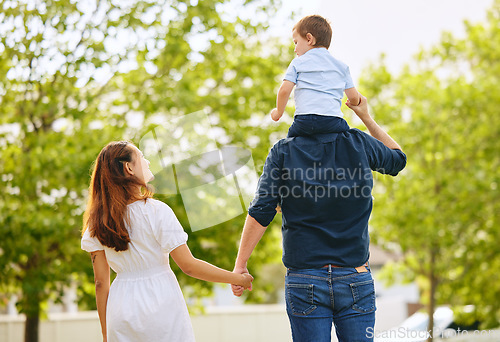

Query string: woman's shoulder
81 227 104 252
130 198 174 214
129 197 161 207
128 199 178 230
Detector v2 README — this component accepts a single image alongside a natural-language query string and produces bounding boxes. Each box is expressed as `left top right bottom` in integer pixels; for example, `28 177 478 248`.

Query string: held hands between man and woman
232 265 251 297
229 96 370 297
237 272 254 290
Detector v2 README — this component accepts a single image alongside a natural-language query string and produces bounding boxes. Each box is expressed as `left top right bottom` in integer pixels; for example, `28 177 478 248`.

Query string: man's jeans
285 265 376 342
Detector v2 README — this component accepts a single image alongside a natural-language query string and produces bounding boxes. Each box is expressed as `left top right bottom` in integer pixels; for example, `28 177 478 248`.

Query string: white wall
191 305 291 342
0 305 292 342
0 299 414 342
0 312 102 342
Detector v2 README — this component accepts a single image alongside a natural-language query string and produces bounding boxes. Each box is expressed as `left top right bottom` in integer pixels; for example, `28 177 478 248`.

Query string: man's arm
347 95 406 175
231 143 283 296
271 80 295 121
346 95 402 151
232 215 267 297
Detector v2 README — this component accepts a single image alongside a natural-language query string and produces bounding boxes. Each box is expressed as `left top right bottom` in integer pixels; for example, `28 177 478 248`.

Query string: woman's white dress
81 198 196 342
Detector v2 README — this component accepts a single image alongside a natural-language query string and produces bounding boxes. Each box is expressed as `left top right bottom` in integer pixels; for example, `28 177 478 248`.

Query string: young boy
270 15 361 137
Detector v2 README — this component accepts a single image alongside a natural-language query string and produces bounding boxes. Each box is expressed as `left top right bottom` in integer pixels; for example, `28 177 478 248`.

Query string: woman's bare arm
91 251 110 342
170 244 253 288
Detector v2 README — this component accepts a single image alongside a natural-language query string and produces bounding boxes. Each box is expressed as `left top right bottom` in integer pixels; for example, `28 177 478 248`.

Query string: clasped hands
231 266 253 297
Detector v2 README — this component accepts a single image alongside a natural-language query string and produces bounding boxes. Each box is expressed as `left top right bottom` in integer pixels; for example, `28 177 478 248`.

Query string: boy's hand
346 95 369 121
270 108 282 121
240 273 254 290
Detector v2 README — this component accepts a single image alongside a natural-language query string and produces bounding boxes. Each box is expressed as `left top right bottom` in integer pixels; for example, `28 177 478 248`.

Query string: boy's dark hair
293 15 332 49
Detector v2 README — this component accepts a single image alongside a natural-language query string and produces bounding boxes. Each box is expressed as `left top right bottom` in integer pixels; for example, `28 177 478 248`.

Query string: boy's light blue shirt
284 47 355 117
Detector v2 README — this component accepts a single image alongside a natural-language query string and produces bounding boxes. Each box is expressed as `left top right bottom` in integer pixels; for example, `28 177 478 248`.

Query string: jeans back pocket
286 283 317 316
350 279 376 313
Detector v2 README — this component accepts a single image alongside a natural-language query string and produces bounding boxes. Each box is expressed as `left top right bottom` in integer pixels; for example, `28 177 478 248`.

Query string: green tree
0 0 291 341
356 1 500 338
0 1 162 341
110 0 293 304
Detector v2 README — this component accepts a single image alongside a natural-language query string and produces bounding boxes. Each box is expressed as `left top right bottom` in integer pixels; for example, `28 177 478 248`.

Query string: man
232 96 406 342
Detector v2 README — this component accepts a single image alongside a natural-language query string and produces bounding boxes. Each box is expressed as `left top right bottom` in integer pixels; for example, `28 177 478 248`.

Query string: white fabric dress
81 198 196 342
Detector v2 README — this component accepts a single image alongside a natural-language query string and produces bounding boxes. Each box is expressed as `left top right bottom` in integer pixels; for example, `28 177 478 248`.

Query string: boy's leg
287 115 314 137
288 115 350 137
311 116 350 134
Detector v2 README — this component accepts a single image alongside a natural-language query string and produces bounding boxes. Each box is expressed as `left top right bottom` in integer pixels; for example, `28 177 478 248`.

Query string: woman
81 141 253 342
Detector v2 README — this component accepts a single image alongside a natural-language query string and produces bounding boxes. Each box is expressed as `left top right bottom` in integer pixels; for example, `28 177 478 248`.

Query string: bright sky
270 0 494 82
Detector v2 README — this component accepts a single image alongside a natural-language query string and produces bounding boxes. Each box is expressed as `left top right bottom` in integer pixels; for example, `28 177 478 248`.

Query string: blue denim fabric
285 266 376 342
287 115 350 138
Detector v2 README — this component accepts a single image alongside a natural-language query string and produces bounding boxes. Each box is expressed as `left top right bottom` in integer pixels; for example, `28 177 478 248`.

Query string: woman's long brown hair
82 141 153 251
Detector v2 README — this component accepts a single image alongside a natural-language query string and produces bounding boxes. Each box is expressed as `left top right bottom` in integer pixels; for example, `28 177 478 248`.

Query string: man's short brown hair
293 15 332 49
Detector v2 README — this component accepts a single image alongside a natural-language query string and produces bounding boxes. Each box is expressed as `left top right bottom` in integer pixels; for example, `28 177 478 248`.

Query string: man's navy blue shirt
248 125 407 269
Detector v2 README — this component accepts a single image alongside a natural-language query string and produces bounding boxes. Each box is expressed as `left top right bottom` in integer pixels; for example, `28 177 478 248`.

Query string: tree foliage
356 0 500 331
0 0 292 340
